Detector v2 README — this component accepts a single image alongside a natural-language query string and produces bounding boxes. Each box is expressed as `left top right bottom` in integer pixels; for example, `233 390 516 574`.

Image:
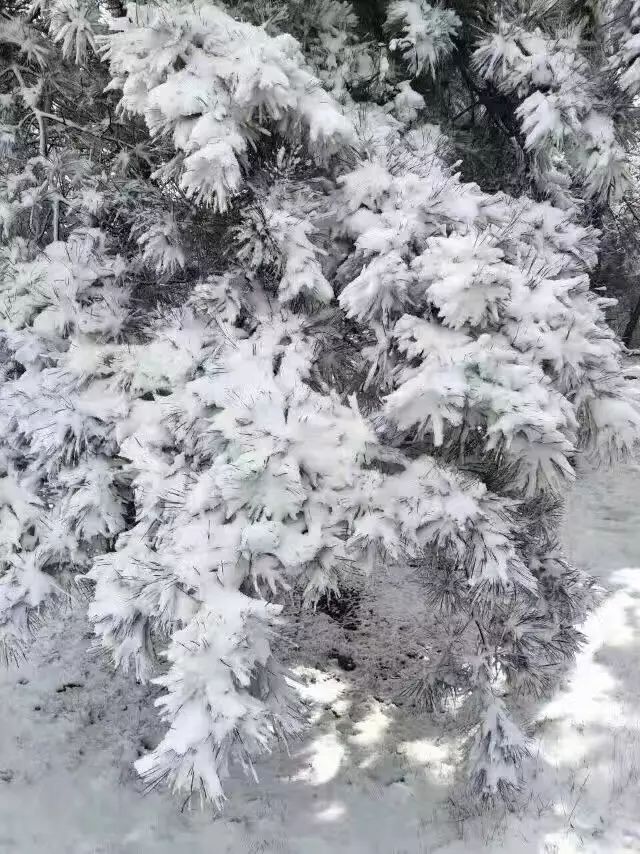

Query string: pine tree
457 1 625 208
0 0 639 809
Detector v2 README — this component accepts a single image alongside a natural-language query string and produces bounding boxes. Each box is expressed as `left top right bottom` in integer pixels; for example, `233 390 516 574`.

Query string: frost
474 14 628 204
386 1 461 78
0 0 639 813
102 1 355 210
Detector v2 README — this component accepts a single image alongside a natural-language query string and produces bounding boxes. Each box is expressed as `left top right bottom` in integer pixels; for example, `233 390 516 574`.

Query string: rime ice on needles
48 0 100 65
469 695 530 805
1 0 640 811
335 111 635 795
102 1 355 210
0 231 129 658
386 0 461 78
473 8 627 205
602 0 640 106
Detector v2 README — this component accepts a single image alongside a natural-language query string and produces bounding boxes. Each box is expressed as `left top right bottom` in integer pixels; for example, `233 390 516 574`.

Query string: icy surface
1 463 640 852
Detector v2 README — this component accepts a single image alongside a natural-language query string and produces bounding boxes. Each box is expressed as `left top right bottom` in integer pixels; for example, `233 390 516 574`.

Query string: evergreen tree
0 0 639 808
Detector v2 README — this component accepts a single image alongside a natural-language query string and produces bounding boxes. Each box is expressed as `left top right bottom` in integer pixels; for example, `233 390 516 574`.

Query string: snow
103 1 355 210
3 0 640 834
1 463 640 852
472 15 627 204
386 1 461 78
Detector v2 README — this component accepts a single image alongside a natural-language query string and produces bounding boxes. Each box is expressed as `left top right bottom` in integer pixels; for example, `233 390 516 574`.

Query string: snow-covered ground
1 464 640 853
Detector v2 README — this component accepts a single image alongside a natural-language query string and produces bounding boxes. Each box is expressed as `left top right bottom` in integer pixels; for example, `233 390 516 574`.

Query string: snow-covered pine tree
0 0 211 663
331 94 640 796
0 0 128 654
604 0 640 95
469 0 628 208
1 0 639 809
583 0 640 345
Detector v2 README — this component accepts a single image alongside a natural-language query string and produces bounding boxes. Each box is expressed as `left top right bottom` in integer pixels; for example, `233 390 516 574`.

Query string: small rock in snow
56 682 84 693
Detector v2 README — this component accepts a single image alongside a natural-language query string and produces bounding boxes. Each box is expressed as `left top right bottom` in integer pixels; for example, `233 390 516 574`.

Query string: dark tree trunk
623 292 640 348
104 0 127 16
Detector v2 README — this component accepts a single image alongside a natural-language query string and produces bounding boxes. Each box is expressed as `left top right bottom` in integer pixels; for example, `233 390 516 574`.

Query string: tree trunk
623 291 640 348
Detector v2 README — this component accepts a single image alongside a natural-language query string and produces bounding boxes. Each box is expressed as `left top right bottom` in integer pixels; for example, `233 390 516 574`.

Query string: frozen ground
1 464 640 853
